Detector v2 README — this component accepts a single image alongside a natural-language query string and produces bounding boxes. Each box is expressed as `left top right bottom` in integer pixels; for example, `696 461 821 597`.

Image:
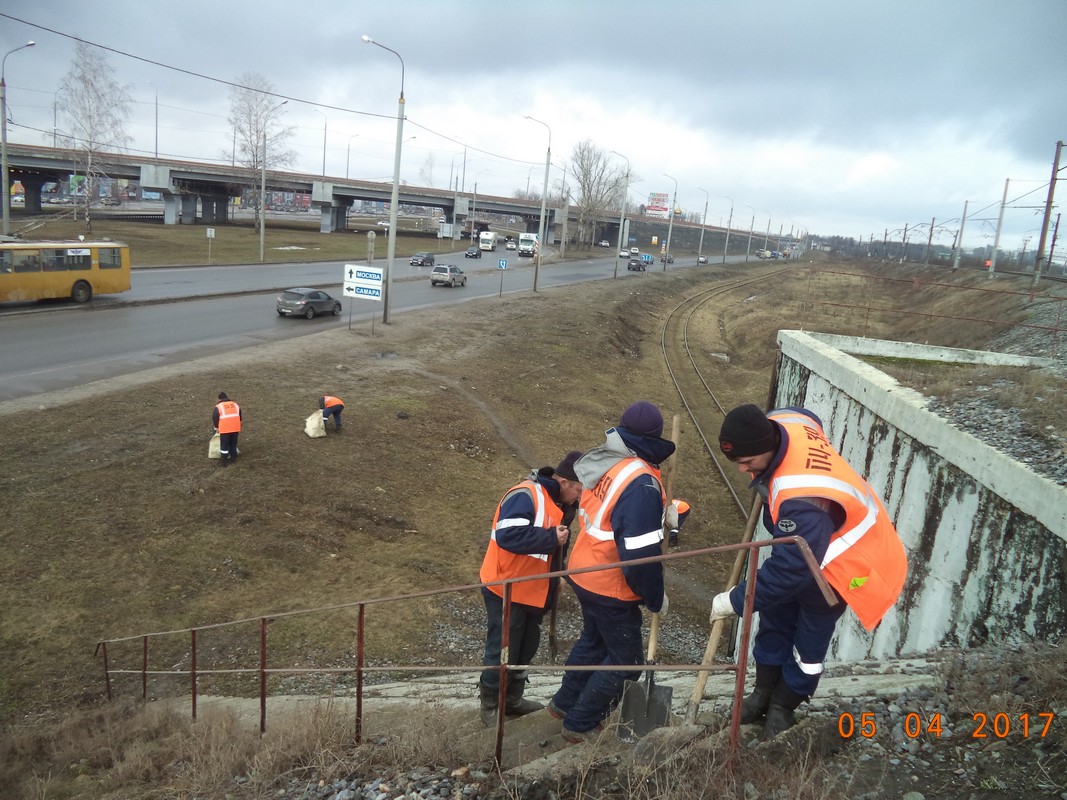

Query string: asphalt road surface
0 252 752 402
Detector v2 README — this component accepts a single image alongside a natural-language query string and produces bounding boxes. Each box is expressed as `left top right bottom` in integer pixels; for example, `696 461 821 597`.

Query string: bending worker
319 394 345 432
212 392 242 467
478 450 584 726
549 401 674 744
711 404 907 740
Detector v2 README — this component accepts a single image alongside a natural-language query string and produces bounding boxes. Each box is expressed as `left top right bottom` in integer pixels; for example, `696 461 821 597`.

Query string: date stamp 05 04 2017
836 711 1056 740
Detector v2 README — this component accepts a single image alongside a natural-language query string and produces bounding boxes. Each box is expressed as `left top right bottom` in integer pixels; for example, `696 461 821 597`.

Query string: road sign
343 263 383 302
498 259 508 270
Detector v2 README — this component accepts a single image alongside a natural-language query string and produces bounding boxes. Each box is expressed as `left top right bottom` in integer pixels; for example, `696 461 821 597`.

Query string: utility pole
952 201 969 271
1031 140 1063 288
989 178 1010 276
924 217 935 264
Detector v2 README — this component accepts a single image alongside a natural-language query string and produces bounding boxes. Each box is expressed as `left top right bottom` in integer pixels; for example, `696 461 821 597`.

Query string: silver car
276 288 342 318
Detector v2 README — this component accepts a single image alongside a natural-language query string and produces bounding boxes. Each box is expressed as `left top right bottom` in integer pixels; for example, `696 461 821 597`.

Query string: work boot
763 683 806 741
478 681 499 727
739 663 782 724
219 455 229 468
505 677 544 717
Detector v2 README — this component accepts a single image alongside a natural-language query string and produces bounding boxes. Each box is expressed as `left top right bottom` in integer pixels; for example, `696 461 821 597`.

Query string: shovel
619 611 673 740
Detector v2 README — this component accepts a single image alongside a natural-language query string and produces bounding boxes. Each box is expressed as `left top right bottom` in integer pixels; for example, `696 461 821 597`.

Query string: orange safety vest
323 395 344 409
215 400 241 434
480 480 564 608
767 411 907 631
568 458 664 602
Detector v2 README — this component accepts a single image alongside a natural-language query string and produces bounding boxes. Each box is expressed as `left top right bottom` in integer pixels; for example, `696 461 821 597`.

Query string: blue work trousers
480 589 545 689
322 406 342 431
551 600 643 733
752 582 847 697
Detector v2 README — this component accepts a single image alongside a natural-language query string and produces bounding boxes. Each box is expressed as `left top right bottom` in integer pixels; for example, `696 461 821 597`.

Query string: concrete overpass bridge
4 143 605 244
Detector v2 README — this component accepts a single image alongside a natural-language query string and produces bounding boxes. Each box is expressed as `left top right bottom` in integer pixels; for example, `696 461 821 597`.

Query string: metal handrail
96 535 836 764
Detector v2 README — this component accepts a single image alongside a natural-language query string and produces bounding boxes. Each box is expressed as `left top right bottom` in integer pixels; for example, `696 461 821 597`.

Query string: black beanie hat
554 450 583 482
719 404 777 459
619 400 664 437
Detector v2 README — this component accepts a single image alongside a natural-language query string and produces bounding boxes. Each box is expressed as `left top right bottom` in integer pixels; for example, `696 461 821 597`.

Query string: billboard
647 192 669 219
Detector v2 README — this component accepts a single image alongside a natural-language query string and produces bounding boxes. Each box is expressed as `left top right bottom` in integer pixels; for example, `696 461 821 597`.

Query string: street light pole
346 134 359 180
721 196 733 264
524 115 551 293
610 150 630 280
259 99 288 262
313 109 327 177
663 173 678 271
362 34 406 324
745 205 755 262
2 40 36 236
697 186 709 263
146 81 158 161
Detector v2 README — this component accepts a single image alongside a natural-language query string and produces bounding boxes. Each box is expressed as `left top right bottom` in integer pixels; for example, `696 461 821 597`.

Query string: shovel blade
618 678 674 741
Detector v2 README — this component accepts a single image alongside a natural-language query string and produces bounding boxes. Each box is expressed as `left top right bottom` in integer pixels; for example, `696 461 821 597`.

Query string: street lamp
259 99 288 262
2 40 36 236
362 34 406 324
697 186 709 263
345 134 359 180
662 173 678 271
312 109 327 177
721 196 733 264
146 81 158 161
610 150 630 280
471 168 489 241
745 205 756 262
524 115 551 293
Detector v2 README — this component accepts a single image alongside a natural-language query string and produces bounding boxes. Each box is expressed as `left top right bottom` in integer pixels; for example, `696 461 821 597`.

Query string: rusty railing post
190 629 198 722
142 636 149 702
259 617 268 734
356 603 365 745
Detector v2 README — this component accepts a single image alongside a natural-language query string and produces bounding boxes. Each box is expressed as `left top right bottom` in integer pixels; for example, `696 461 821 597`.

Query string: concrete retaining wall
768 330 1065 661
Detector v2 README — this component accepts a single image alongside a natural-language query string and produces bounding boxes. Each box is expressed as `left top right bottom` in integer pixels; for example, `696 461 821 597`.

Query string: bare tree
568 140 626 246
56 42 133 232
224 73 296 228
418 153 436 187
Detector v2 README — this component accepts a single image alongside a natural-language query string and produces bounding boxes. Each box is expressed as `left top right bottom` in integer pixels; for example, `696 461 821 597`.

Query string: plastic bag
305 411 327 438
208 432 221 459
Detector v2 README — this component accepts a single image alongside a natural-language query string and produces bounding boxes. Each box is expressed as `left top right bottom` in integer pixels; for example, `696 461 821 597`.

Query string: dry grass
1 254 1062 798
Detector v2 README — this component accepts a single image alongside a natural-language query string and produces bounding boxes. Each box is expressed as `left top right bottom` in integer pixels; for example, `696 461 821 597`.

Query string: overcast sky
2 1 1065 252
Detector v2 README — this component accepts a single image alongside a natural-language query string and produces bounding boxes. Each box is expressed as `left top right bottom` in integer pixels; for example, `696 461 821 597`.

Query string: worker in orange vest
668 498 691 546
712 404 907 740
319 394 345 432
477 450 584 726
212 392 242 467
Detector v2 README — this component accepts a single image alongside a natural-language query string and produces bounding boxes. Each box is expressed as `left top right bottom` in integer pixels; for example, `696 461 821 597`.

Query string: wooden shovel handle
683 495 763 724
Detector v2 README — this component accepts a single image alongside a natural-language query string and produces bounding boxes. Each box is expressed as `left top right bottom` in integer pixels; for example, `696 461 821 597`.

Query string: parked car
430 264 467 287
697 255 709 264
465 245 482 258
627 258 645 272
505 240 517 250
597 240 611 247
619 250 630 258
410 251 435 266
376 221 390 227
276 288 342 318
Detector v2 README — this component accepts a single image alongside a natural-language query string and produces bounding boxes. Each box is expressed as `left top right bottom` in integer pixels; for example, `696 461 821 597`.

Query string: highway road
0 251 752 402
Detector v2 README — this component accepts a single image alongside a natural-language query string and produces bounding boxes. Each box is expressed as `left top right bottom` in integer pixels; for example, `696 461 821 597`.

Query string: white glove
709 591 735 623
656 592 668 618
664 503 679 531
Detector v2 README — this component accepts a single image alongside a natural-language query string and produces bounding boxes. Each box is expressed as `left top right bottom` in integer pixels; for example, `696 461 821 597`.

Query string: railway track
659 267 797 521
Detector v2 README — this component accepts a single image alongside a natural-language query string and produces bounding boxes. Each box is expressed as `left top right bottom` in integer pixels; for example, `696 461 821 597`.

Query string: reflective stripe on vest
215 401 241 434
568 457 663 602
767 412 907 631
480 481 563 608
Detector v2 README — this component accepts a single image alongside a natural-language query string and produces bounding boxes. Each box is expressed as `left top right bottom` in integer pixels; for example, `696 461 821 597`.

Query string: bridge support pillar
180 194 198 224
200 193 230 224
16 174 47 213
161 193 180 225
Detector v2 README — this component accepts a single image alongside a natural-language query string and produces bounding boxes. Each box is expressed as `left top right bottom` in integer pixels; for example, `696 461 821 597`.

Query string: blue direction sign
498 259 508 270
343 263 383 302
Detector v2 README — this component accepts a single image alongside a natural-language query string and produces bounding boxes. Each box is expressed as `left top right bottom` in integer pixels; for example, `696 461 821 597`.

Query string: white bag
208 432 221 459
305 411 327 438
